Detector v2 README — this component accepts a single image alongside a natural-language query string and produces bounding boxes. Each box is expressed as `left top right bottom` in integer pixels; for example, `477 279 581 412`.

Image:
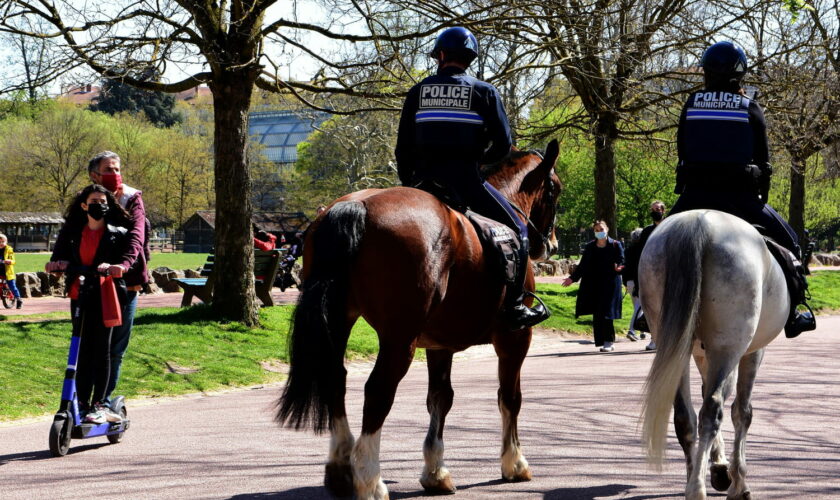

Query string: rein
507 199 555 251
504 148 556 251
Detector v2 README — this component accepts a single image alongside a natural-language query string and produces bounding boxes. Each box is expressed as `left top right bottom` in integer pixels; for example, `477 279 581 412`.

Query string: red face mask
100 172 123 192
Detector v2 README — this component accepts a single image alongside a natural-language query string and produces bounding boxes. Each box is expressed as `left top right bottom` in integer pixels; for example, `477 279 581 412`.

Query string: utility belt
676 162 771 199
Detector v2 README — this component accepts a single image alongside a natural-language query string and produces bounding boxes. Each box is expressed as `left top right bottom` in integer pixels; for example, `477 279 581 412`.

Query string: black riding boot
784 267 816 339
503 245 550 330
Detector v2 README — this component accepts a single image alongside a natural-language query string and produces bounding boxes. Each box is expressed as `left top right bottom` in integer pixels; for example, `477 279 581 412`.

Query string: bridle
507 149 558 251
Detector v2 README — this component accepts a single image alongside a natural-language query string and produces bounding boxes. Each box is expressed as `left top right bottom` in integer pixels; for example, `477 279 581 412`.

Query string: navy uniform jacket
676 90 770 193
395 66 512 185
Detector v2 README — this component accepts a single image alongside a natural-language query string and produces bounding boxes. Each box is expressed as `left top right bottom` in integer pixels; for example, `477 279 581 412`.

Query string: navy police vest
681 91 753 166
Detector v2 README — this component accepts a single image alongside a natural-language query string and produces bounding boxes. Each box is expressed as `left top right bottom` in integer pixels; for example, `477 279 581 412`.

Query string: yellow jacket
1 244 15 280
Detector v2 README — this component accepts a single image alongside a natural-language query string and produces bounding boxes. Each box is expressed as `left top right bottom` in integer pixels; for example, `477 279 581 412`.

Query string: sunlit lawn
12 252 210 273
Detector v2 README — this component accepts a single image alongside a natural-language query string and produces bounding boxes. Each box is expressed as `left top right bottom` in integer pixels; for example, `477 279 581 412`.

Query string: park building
0 212 64 252
181 210 311 253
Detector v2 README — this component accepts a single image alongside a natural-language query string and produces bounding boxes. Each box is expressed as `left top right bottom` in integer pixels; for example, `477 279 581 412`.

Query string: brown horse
277 140 561 499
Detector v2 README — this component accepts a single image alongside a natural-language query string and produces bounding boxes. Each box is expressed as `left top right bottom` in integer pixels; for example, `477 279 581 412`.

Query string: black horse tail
642 214 710 467
276 200 366 434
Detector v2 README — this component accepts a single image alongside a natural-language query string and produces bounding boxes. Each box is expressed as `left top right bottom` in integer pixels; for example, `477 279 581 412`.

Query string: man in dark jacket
670 41 815 339
395 27 548 330
88 151 150 402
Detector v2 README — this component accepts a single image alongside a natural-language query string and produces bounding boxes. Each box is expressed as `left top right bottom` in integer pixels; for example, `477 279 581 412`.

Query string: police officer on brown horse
395 26 550 330
670 41 815 338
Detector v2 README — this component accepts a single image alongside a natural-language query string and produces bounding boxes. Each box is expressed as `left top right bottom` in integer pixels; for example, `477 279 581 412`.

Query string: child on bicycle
0 233 23 309
46 185 137 424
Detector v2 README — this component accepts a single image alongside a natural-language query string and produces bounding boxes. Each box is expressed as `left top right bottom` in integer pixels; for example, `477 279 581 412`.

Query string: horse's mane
480 149 539 178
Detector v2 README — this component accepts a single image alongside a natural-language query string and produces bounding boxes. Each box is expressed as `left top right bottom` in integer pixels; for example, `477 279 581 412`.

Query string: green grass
808 269 840 314
0 304 389 421
1 272 836 422
12 252 210 273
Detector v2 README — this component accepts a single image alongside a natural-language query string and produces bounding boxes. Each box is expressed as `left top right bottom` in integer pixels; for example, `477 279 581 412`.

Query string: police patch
419 84 472 110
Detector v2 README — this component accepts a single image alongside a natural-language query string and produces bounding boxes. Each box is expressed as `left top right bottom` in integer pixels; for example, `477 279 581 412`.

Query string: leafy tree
294 111 399 204
91 78 182 127
0 102 108 210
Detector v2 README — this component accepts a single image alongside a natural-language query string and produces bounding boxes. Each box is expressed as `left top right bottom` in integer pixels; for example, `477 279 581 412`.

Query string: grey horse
639 209 789 499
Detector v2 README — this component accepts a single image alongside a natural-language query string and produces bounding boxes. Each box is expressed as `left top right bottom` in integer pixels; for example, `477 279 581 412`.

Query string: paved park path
1 315 838 499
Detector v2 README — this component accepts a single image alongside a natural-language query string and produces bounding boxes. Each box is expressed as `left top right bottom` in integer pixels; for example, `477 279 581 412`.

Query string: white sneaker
94 403 122 423
84 409 106 424
645 341 656 351
626 332 640 342
600 342 615 352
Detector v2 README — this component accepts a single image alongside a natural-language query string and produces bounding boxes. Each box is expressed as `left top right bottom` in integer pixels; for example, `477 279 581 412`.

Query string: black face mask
650 211 664 222
86 203 108 221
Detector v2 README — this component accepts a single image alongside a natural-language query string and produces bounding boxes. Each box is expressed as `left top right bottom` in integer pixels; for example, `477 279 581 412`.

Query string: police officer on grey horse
669 41 816 338
395 26 550 330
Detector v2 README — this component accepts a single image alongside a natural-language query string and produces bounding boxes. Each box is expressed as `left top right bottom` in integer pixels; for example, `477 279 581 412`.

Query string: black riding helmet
700 41 748 91
429 27 479 65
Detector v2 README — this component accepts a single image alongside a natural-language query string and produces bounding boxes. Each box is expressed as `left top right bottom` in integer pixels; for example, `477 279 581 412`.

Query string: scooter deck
71 418 131 439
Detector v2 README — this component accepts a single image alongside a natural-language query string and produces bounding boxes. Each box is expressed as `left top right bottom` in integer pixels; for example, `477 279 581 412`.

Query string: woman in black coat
46 184 134 424
562 220 625 352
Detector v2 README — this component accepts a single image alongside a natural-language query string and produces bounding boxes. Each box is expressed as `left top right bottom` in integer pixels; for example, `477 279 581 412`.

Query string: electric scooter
49 271 130 457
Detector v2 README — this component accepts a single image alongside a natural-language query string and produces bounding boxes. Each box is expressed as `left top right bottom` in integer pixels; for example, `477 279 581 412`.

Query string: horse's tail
276 200 366 434
642 215 710 467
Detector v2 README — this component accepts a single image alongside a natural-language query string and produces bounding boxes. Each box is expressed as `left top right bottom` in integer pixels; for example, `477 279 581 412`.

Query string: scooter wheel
49 412 72 457
107 406 128 444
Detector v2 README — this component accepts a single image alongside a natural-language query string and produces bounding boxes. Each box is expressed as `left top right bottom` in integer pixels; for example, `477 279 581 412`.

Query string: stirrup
785 303 816 339
524 290 550 316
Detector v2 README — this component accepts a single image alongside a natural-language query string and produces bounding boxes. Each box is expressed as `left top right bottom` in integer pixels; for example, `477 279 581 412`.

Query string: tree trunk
789 155 806 243
210 72 260 326
594 115 618 236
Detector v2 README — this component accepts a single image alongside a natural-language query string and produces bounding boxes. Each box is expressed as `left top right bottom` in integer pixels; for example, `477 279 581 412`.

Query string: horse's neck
488 176 532 216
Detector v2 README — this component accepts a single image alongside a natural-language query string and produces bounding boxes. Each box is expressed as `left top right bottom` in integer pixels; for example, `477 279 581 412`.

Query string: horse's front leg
420 349 456 494
352 341 415 500
494 329 532 482
727 349 764 500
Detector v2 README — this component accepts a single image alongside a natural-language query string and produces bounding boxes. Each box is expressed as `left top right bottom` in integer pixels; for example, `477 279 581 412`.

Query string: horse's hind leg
686 351 737 500
495 334 531 482
325 363 355 497
420 349 456 494
727 349 764 500
696 352 731 493
352 341 416 500
673 364 697 479
322 319 357 497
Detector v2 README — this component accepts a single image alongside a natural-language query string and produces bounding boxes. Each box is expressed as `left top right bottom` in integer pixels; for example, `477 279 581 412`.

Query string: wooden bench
174 249 283 307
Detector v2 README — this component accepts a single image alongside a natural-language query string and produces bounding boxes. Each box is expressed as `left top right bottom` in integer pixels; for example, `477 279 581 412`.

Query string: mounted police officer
670 41 816 338
395 26 549 330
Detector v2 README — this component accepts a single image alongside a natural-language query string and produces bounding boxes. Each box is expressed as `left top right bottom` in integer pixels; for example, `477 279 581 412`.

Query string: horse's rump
328 187 505 348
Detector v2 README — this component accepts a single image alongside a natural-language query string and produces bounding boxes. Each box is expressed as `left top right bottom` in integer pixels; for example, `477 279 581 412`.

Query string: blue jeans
5 278 20 299
105 290 137 402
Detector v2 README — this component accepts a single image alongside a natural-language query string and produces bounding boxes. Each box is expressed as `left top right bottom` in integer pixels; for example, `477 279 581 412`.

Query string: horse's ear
539 139 560 174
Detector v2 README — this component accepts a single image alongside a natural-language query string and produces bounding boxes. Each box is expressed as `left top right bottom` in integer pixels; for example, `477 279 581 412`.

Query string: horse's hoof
324 462 354 497
727 491 751 500
710 464 731 492
502 467 532 482
420 473 457 495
